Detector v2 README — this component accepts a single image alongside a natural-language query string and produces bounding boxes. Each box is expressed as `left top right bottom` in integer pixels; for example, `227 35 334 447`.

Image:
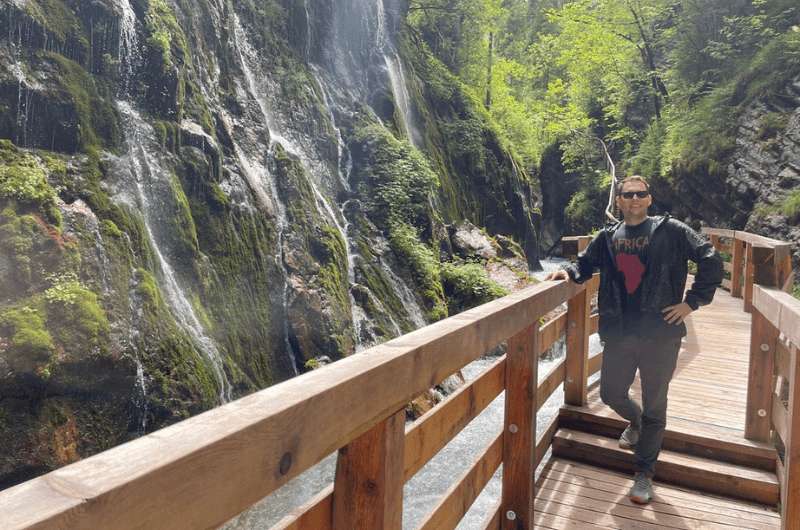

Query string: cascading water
114 101 232 403
116 0 140 95
374 0 422 148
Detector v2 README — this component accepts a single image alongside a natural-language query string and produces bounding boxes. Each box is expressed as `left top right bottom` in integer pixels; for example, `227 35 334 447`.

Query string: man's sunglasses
620 191 650 199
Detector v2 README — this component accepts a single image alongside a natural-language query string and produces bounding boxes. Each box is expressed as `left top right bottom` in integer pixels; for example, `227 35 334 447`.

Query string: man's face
616 181 652 220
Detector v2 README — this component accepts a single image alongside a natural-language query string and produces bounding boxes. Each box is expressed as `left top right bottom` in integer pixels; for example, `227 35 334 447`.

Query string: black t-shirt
612 217 653 331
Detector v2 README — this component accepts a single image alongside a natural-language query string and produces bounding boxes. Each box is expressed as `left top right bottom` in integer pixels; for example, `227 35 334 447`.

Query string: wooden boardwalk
535 459 782 529
564 286 773 453
550 286 786 527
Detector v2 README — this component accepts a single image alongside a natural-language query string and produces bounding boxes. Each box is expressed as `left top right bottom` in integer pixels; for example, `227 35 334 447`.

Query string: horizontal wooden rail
0 276 593 530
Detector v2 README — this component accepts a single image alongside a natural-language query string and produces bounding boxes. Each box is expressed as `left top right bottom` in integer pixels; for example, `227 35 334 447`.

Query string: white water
117 0 140 94
116 101 232 403
380 259 427 328
375 0 422 148
233 14 372 351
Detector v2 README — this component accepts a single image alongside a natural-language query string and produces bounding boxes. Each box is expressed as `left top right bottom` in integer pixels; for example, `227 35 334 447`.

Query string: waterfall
233 14 367 352
379 259 427 328
115 101 232 403
374 0 422 148
116 0 140 95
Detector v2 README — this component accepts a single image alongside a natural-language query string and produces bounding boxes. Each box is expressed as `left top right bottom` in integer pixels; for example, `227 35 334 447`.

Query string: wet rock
449 220 498 260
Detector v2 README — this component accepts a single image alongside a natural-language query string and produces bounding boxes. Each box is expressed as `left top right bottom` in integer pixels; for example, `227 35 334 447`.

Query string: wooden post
744 243 755 313
783 344 800 530
565 285 590 406
502 323 539 529
332 409 405 530
745 308 778 441
710 234 720 251
731 237 745 298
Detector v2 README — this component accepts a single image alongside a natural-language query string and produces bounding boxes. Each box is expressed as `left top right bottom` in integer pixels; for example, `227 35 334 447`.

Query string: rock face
651 75 800 274
0 0 539 486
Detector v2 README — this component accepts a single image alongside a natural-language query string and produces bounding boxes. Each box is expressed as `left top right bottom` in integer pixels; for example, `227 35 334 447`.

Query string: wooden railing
750 285 800 529
705 227 797 529
702 228 794 312
0 274 598 530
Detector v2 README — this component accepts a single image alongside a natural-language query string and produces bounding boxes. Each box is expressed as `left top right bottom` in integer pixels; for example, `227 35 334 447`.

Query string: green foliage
145 0 189 70
441 262 508 313
0 306 54 361
388 223 447 321
0 141 56 206
44 273 109 352
780 190 800 224
757 112 789 140
352 123 439 230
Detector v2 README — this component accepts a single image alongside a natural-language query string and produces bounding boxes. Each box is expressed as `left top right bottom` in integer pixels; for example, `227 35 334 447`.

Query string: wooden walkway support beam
732 237 745 298
565 285 591 406
745 308 779 442
332 409 405 530
501 323 539 529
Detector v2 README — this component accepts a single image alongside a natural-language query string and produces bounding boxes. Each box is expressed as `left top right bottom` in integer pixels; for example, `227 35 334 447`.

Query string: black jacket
562 215 723 340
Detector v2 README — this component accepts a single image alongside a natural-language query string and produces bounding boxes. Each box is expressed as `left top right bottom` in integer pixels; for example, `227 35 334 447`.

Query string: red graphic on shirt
616 253 645 294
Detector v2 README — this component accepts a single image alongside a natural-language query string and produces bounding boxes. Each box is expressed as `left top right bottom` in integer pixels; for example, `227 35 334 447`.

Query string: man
546 176 722 504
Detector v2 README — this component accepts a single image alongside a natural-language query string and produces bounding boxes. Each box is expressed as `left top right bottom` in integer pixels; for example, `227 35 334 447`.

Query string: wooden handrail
1 274 598 530
750 285 800 529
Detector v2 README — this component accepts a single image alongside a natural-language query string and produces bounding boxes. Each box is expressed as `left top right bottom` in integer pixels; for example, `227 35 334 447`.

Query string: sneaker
629 472 653 504
619 423 640 450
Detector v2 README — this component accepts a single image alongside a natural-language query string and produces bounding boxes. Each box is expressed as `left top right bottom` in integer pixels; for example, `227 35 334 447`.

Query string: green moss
44 274 109 353
0 141 56 206
168 174 199 254
0 306 54 364
780 190 800 224
441 261 508 314
757 112 790 141
145 0 190 71
23 0 88 50
100 220 123 238
389 223 447 321
47 53 119 151
317 225 349 311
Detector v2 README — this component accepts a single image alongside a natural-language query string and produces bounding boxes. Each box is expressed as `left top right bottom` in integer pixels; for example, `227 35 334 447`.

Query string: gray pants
600 335 682 476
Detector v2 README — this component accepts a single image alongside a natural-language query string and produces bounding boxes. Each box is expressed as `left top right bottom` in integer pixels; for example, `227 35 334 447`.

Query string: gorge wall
0 0 540 487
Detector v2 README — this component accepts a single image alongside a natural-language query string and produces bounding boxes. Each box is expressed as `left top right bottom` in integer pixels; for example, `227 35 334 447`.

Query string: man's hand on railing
545 270 571 282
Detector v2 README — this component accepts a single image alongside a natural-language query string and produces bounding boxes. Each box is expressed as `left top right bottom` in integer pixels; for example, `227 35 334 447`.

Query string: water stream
115 101 232 403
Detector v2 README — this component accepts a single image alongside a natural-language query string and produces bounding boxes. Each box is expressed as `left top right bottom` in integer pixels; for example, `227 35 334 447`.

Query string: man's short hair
617 175 650 194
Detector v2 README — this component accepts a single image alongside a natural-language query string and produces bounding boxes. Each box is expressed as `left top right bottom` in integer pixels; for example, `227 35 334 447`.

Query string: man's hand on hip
662 302 693 324
545 270 570 282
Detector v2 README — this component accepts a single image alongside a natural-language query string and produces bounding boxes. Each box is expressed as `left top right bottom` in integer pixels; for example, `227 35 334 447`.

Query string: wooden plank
732 237 745 298
565 287 590 406
332 409 405 530
702 227 736 238
547 459 780 518
746 243 755 313
552 429 779 505
404 357 505 480
542 462 781 524
536 359 565 408
753 285 800 348
735 231 791 249
501 324 539 529
417 432 502 530
0 280 579 530
272 485 333 530
559 406 777 470
589 313 599 335
538 312 565 356
783 344 800 529
747 308 779 441
777 457 786 514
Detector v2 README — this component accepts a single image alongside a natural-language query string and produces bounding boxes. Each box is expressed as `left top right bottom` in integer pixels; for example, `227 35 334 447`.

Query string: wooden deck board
536 458 782 529
582 288 762 442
